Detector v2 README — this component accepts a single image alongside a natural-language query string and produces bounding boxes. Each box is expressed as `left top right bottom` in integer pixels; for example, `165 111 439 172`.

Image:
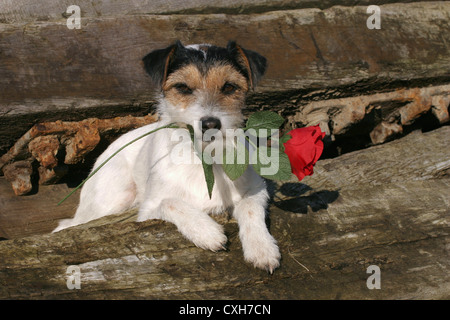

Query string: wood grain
0 126 448 299
1 2 449 156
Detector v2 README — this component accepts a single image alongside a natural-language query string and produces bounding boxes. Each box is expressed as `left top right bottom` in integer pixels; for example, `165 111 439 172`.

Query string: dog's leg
233 189 281 273
137 198 227 252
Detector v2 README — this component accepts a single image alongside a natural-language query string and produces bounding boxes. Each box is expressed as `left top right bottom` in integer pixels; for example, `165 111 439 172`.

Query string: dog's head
142 41 266 140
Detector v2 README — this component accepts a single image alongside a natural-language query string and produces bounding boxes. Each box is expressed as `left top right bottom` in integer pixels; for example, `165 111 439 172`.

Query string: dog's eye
221 82 238 95
174 83 193 95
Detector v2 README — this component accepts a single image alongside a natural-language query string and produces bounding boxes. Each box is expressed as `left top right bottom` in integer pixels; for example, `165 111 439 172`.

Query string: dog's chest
162 162 242 212
134 129 247 213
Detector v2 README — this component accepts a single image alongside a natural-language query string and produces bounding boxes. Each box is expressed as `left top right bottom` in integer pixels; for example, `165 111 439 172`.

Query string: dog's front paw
170 213 227 252
242 234 281 273
186 219 228 252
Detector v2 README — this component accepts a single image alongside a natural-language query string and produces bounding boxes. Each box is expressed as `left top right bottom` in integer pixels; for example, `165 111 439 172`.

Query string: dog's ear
227 41 267 90
142 40 184 89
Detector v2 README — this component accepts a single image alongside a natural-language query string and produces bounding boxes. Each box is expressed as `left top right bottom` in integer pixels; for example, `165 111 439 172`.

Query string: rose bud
283 125 326 181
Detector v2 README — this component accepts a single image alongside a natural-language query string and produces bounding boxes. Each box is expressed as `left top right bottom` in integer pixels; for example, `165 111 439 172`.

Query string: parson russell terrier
54 41 281 272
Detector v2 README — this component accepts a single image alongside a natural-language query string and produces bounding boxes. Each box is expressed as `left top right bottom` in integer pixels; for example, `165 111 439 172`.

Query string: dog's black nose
201 117 222 132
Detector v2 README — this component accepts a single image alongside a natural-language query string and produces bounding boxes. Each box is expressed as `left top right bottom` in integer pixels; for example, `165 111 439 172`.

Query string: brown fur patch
163 63 249 111
163 65 203 109
235 44 254 89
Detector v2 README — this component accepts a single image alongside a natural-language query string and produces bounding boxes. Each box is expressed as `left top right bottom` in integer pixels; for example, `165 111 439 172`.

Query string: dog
54 41 281 272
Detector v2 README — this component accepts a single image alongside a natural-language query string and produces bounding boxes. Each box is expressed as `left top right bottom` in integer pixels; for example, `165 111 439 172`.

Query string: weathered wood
1 2 449 154
289 84 450 142
1 0 449 300
0 0 439 23
0 114 159 196
0 178 80 239
2 2 449 103
0 126 448 299
295 126 450 189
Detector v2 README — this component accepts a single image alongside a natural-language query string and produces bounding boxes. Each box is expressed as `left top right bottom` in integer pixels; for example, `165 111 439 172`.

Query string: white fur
54 66 280 273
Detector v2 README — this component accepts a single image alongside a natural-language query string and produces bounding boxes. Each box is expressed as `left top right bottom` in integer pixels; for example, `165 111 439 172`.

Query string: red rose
283 125 325 181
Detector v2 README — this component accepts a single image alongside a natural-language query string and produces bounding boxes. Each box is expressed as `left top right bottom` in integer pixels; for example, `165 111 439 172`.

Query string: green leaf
186 124 196 146
279 133 292 153
251 146 292 181
244 111 284 137
187 124 215 199
202 161 215 199
279 133 292 144
222 143 249 180
274 152 293 180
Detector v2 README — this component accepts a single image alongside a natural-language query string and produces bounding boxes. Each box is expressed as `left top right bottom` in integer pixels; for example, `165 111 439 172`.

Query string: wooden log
1 2 449 155
295 126 450 189
1 0 434 23
2 2 449 104
0 126 448 299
